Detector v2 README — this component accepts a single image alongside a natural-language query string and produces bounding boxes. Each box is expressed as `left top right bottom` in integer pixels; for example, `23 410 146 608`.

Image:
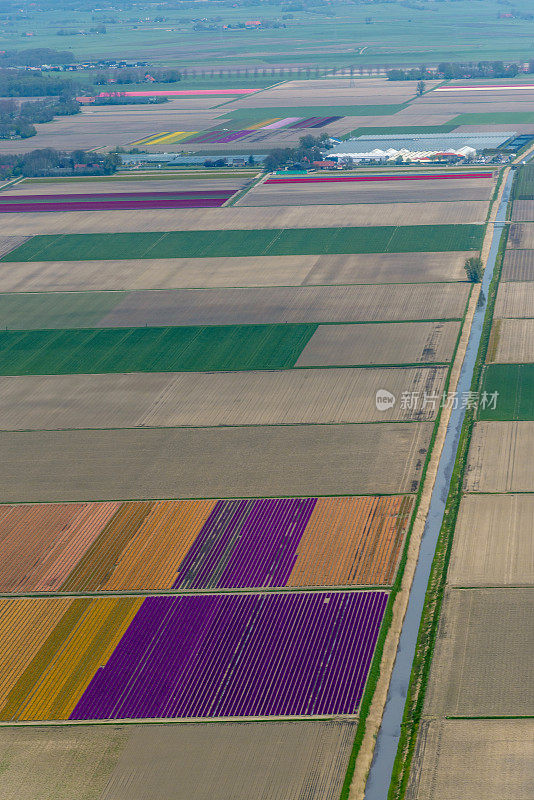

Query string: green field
0 323 316 374
4 0 534 69
453 112 534 125
2 225 485 262
221 104 407 123
344 124 458 140
513 164 534 199
479 363 534 420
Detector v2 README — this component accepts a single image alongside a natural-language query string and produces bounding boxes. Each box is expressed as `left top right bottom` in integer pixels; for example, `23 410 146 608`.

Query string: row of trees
0 69 82 98
388 61 521 81
0 97 80 140
0 148 121 179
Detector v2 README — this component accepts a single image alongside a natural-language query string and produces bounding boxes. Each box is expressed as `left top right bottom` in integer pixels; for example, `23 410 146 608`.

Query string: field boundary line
345 170 511 800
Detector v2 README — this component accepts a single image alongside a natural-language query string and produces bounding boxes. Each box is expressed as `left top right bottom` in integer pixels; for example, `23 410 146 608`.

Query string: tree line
0 97 80 140
0 148 121 179
387 61 522 81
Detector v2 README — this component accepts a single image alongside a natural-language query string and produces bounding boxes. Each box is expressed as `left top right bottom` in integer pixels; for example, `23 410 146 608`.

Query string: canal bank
361 168 514 800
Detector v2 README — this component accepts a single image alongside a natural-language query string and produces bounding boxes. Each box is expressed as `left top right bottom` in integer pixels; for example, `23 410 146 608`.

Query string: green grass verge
452 112 534 125
0 323 317 375
2 225 486 262
343 124 458 139
220 104 407 122
387 222 510 800
479 363 534 420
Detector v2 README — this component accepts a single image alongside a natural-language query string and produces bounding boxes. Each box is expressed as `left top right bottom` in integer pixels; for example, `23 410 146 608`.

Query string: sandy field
96 284 470 327
448 493 534 586
0 104 222 154
0 367 447 431
507 222 534 249
218 78 430 109
501 248 534 281
0 422 433 502
494 281 534 318
512 200 534 221
424 587 534 716
238 178 493 207
0 291 125 331
407 718 534 800
488 317 534 361
465 421 534 492
0 720 357 800
0 251 473 292
296 321 460 366
0 201 488 236
3 177 247 196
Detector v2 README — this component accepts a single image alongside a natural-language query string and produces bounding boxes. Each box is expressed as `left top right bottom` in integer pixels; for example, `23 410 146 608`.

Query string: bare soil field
97 284 471 327
0 106 221 154
501 248 534 281
4 177 247 196
296 321 460 366
448 493 534 586
0 366 447 431
0 720 357 800
506 222 534 249
511 200 534 221
0 201 488 236
0 291 125 331
487 318 534 362
219 78 429 109
0 251 473 292
238 178 493 207
424 588 534 716
0 236 29 258
0 422 433 502
494 281 534 318
407 718 534 800
465 421 534 492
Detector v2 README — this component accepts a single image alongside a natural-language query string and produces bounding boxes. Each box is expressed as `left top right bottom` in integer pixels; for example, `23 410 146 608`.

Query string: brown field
4 177 247 196
238 178 493 207
507 222 534 249
296 321 460 366
424 588 534 716
0 201 488 236
0 495 411 592
407 718 534 800
0 596 143 721
512 200 534 221
448 494 534 586
494 281 534 318
0 104 221 154
487 317 534 362
219 78 430 109
0 367 448 431
0 251 473 292
288 495 413 587
0 422 433 502
465 422 534 492
98 283 471 327
0 236 29 258
501 248 534 281
0 720 358 800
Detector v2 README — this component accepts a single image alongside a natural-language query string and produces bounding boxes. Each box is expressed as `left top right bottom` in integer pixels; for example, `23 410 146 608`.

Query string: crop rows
70 591 388 720
1 224 486 262
266 172 492 184
0 189 236 213
0 496 412 593
0 323 317 375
